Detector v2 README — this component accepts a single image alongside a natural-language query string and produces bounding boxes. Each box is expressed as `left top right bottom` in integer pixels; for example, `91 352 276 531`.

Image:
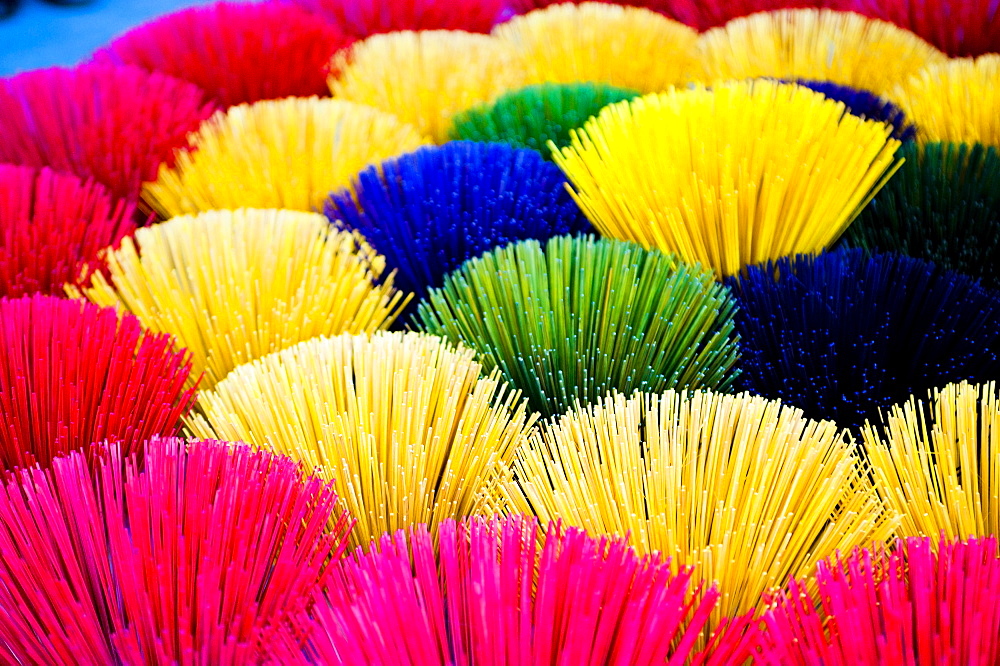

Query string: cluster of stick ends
1 0 1000 664
0 429 997 664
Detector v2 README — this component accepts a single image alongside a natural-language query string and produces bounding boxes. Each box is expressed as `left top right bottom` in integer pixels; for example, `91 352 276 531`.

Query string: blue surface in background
0 0 217 75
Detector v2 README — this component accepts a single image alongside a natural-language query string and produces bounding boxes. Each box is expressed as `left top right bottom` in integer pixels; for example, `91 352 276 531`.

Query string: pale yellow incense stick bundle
329 30 524 142
188 331 538 548
695 9 946 96
893 55 1000 147
492 2 699 93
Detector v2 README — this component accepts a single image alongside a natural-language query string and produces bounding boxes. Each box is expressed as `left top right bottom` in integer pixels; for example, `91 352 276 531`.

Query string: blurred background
0 0 214 75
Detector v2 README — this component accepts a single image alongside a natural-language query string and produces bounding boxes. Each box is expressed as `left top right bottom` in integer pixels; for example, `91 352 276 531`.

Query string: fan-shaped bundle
492 389 899 642
96 2 352 107
492 3 699 93
325 142 589 302
502 0 851 30
844 141 1000 289
70 209 409 389
328 30 524 141
754 536 1000 664
188 331 536 548
417 235 740 417
284 0 510 37
272 516 756 665
143 96 428 217
861 381 1000 542
0 296 195 470
683 0 852 30
0 64 216 202
502 0 685 20
0 165 134 298
788 79 916 141
448 82 639 156
551 80 901 277
893 55 1000 147
727 249 1000 430
848 0 1000 56
696 9 946 96
0 437 352 663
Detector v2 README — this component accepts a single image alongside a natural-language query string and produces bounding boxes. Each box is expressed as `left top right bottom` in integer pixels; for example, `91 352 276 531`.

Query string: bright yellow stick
329 30 524 142
492 3 699 93
893 55 1000 147
695 9 946 96
489 389 900 638
70 209 410 389
863 381 1000 543
142 97 429 216
187 331 538 548
551 80 902 277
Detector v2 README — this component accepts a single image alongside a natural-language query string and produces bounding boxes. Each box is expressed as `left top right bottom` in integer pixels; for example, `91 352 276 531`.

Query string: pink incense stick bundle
0 295 196 469
98 2 352 107
754 536 1000 664
277 516 755 665
0 437 354 664
0 164 135 298
0 64 217 202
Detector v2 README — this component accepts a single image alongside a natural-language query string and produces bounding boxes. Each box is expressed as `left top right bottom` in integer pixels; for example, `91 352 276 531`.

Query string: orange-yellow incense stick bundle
70 209 409 389
142 97 428 216
491 389 899 638
695 9 946 96
551 80 901 277
329 31 524 142
863 381 1000 543
492 3 699 93
893 55 1000 147
187 331 537 548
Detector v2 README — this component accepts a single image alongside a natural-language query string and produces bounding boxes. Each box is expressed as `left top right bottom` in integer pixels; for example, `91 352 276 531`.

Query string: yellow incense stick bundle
70 209 409 388
188 331 537 548
142 97 429 216
551 80 901 277
863 381 1000 543
491 389 899 636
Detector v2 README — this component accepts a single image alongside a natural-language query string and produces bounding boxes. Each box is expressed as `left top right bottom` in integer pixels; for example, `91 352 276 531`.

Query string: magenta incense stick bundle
754 535 1000 664
0 165 135 298
0 438 354 663
277 516 756 665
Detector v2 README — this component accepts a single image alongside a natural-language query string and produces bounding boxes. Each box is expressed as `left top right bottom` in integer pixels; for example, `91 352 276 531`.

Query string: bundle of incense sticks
2 0 999 663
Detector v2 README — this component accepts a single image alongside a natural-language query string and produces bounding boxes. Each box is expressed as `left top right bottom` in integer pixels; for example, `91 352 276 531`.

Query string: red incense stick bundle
0 295 196 469
99 2 351 107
